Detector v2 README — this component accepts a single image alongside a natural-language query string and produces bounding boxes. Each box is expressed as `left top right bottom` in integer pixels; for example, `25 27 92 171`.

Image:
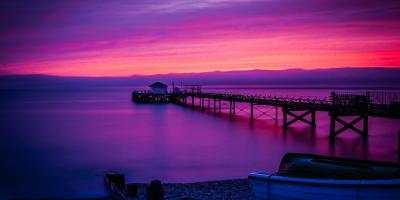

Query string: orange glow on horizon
5 50 400 77
4 30 400 77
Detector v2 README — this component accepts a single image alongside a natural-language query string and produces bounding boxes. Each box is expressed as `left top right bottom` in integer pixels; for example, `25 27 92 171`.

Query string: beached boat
249 153 400 200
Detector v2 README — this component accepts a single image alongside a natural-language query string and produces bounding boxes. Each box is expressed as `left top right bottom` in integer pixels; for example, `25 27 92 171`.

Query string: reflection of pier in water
132 86 400 140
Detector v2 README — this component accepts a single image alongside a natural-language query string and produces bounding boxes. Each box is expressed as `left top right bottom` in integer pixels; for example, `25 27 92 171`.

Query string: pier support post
398 130 400 157
229 100 232 116
214 98 216 113
219 99 221 112
191 95 194 108
311 109 316 127
233 100 236 114
283 107 287 128
330 115 336 140
363 115 368 135
250 101 254 120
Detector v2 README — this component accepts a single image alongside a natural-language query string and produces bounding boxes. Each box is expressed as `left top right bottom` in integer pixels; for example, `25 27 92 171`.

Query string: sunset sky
0 0 399 76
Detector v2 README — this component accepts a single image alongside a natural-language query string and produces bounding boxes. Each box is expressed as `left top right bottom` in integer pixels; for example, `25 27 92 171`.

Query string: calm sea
1 86 399 198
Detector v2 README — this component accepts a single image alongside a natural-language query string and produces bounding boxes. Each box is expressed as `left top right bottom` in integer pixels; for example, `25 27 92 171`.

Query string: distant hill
1 68 399 89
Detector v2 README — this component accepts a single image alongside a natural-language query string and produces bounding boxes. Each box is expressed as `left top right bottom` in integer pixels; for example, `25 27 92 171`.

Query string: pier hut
149 82 168 94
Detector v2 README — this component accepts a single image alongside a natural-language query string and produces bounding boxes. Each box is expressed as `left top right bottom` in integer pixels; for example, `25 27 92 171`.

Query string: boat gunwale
249 172 400 188
280 153 400 169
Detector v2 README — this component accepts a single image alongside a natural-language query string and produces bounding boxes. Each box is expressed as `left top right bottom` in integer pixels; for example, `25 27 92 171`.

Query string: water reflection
0 89 399 198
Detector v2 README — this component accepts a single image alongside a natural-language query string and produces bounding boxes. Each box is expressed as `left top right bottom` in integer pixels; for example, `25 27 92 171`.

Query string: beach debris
105 173 125 191
147 180 164 200
126 183 138 198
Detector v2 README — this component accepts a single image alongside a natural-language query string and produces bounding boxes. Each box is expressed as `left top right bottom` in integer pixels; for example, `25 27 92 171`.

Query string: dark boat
277 153 400 180
249 153 400 200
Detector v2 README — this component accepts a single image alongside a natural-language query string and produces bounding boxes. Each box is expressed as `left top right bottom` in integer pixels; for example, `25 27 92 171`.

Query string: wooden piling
311 109 316 127
229 100 232 116
283 108 287 128
250 100 254 120
147 180 164 200
126 183 138 197
398 130 400 157
363 115 369 136
105 173 125 191
214 98 216 113
329 115 336 139
232 100 236 114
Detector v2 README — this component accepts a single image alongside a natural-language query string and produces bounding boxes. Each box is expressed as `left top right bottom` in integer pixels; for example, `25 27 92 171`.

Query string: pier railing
133 90 399 106
369 91 400 105
186 92 331 106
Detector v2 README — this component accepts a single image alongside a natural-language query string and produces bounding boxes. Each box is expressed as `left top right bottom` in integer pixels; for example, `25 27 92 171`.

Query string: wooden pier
132 90 400 139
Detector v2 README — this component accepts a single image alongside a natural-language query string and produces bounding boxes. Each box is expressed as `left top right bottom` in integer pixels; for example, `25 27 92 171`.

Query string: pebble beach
66 179 255 200
156 179 254 200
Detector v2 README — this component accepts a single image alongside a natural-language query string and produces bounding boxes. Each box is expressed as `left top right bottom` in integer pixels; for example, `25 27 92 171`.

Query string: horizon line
1 66 399 78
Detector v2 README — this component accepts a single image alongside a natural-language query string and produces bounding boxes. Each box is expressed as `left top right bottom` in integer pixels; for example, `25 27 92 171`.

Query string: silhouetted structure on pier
132 88 400 139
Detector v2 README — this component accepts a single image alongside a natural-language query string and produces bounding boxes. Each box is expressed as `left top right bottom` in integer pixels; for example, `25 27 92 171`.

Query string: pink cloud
1 0 400 76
